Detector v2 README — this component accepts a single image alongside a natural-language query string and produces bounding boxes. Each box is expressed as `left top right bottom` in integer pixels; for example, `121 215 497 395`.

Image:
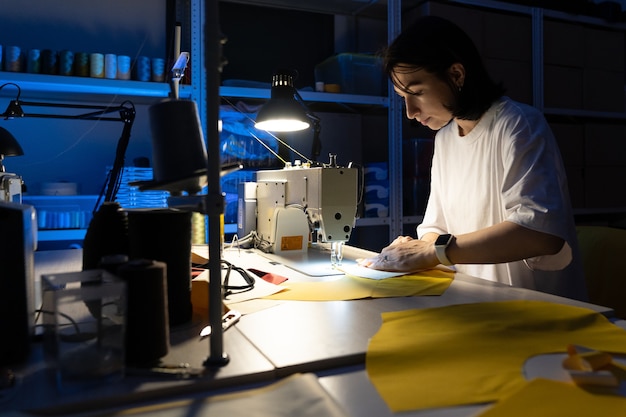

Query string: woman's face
391 66 457 131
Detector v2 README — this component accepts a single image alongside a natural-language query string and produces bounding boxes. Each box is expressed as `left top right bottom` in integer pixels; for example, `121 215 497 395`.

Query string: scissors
199 310 241 338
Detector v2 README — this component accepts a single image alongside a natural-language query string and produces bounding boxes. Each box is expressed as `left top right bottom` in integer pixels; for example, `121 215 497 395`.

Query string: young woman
358 16 587 301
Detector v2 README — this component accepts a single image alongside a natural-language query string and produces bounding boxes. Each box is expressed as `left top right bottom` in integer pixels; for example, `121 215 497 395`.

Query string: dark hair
382 16 505 121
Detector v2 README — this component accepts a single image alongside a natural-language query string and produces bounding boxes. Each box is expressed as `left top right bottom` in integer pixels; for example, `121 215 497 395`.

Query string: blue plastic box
364 162 388 182
314 53 386 96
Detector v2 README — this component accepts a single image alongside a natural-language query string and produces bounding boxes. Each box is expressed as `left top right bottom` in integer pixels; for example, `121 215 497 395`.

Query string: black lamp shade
255 71 310 132
0 127 24 157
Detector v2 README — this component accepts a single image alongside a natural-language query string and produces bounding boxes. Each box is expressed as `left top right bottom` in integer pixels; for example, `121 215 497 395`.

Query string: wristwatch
434 234 454 266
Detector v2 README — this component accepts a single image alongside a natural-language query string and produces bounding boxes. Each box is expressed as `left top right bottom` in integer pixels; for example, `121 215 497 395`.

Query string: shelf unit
37 228 87 244
211 0 626 244
0 69 197 248
217 87 397 234
218 0 410 18
200 0 406 245
0 72 194 104
212 0 626 240
416 0 626 115
15 0 623 247
412 0 626 214
0 0 400 249
219 86 389 106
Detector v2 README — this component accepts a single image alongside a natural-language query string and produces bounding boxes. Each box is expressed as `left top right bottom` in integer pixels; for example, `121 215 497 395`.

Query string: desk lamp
255 69 323 159
253 70 360 268
0 82 136 206
0 126 24 203
0 126 23 171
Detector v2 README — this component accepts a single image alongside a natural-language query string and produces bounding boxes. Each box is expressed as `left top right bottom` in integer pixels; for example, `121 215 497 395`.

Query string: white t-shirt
417 97 587 301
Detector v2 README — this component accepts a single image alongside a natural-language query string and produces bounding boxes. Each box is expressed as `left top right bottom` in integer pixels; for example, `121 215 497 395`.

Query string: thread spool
5 46 22 72
117 259 169 367
89 53 104 78
147 99 207 195
82 202 129 271
133 56 151 81
41 49 58 75
191 212 206 244
98 254 129 274
117 55 131 80
74 52 89 77
104 54 117 79
26 49 41 73
58 50 74 76
126 208 193 326
151 58 165 82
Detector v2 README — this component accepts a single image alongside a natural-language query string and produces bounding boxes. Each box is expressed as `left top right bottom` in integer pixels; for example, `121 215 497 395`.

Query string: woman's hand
357 236 440 272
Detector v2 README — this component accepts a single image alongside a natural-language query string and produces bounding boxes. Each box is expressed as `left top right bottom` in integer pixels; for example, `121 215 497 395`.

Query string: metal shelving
0 72 194 104
419 0 626 212
191 0 403 239
437 0 626 118
220 86 389 106
0 1 422 241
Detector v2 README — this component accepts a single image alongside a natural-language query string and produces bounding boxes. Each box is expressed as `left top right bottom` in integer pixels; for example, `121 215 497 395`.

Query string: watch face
436 234 452 246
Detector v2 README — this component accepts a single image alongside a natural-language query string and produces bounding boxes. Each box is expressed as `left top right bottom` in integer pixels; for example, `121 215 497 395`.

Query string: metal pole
203 0 228 367
387 0 403 241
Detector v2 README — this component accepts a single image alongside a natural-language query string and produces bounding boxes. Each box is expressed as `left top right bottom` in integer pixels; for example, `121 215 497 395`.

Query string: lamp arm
8 100 135 122
294 90 323 163
310 118 322 160
0 83 22 120
0 83 136 208
104 111 136 203
247 129 288 165
294 90 319 122
0 83 21 100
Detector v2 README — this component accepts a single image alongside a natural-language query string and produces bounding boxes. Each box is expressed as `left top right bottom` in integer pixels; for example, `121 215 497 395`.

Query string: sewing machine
253 159 359 264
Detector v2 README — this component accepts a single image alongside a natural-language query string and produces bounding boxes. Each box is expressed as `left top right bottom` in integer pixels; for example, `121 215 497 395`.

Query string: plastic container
41 270 126 392
314 53 385 96
23 195 98 230
364 202 389 218
364 162 388 182
364 180 390 205
112 167 170 209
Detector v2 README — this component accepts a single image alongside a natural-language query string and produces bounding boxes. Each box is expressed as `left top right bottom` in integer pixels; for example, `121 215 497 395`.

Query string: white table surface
4 250 276 415
223 246 611 375
6 246 615 417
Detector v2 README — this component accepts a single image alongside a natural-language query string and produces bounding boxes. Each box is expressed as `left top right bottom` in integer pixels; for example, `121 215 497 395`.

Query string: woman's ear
448 63 465 89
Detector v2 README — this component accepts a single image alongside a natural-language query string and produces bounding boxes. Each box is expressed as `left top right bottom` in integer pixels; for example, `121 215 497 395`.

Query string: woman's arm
447 221 564 264
359 221 564 272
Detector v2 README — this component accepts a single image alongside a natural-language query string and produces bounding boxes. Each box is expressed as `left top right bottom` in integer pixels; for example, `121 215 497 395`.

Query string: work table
1 247 617 416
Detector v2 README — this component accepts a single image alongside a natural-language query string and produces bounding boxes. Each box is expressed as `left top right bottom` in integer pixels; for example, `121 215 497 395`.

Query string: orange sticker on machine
281 235 304 251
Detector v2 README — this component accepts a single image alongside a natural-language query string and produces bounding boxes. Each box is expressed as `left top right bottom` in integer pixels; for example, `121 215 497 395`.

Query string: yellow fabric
262 269 453 301
476 378 626 417
366 300 626 412
576 225 626 319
